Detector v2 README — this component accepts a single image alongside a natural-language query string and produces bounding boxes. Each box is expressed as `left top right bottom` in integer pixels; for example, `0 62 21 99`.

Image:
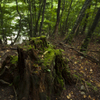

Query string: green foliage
0 0 100 44
86 81 92 86
93 86 98 92
10 56 18 64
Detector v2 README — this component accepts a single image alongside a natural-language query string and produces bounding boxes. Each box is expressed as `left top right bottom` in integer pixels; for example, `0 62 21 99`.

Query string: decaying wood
0 36 75 100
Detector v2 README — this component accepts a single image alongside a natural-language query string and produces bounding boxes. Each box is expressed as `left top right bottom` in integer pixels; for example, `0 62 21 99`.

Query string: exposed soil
0 35 100 100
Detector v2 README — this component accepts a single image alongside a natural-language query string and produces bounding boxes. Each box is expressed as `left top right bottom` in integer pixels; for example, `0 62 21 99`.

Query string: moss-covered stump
0 36 75 100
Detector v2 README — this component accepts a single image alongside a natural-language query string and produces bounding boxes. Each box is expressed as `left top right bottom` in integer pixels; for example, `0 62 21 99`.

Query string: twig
59 42 99 64
13 86 17 100
84 80 89 92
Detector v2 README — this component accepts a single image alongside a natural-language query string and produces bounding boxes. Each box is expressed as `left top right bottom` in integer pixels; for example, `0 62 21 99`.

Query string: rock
80 91 85 95
80 85 85 91
80 56 84 59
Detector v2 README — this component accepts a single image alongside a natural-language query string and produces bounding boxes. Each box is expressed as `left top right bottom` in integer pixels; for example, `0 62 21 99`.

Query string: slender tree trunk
28 0 33 37
33 1 36 24
59 0 65 33
81 5 90 35
39 0 46 35
34 0 43 37
0 39 2 44
63 0 73 34
80 7 100 52
11 0 22 45
52 0 61 37
60 0 65 19
51 0 53 9
64 0 91 43
0 4 5 44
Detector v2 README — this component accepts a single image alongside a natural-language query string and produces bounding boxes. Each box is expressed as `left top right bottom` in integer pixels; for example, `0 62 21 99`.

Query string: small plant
73 74 79 79
9 83 13 86
85 60 88 64
86 81 92 86
11 56 18 64
92 86 98 92
77 60 80 63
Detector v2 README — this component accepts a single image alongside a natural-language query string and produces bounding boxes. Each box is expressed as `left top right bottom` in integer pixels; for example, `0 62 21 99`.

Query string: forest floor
0 35 100 100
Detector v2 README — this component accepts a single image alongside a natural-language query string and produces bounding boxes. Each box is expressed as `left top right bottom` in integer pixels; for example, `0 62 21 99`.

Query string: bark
62 0 73 34
39 0 46 35
11 0 22 45
0 4 5 44
59 0 65 33
28 0 33 37
34 0 43 37
0 39 2 44
52 0 61 37
80 7 100 52
81 5 90 35
64 0 92 43
60 0 65 19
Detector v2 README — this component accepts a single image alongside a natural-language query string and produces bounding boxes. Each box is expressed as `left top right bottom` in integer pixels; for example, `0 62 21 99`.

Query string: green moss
56 75 64 87
10 56 18 64
42 48 63 68
42 48 55 69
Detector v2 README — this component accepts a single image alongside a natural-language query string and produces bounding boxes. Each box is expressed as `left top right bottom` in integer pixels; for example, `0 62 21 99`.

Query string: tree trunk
81 5 90 35
52 0 61 38
34 1 43 37
59 0 65 33
0 39 2 44
62 0 73 35
64 0 92 43
39 0 46 35
28 0 33 37
0 36 75 100
80 7 100 52
11 0 22 45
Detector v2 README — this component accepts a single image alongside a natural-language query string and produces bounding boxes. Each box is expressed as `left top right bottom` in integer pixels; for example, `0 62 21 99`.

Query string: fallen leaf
88 95 91 99
6 50 10 52
66 93 71 99
90 68 93 72
80 70 84 74
96 82 100 87
67 95 70 99
85 68 87 70
70 91 73 94
74 62 77 64
43 51 48 55
83 95 87 98
1 89 4 91
81 67 83 69
90 80 93 82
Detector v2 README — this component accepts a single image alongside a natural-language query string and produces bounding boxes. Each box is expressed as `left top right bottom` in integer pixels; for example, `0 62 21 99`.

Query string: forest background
0 0 100 51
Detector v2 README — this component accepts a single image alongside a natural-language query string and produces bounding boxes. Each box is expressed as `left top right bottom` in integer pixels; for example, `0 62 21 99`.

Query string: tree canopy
0 0 100 45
